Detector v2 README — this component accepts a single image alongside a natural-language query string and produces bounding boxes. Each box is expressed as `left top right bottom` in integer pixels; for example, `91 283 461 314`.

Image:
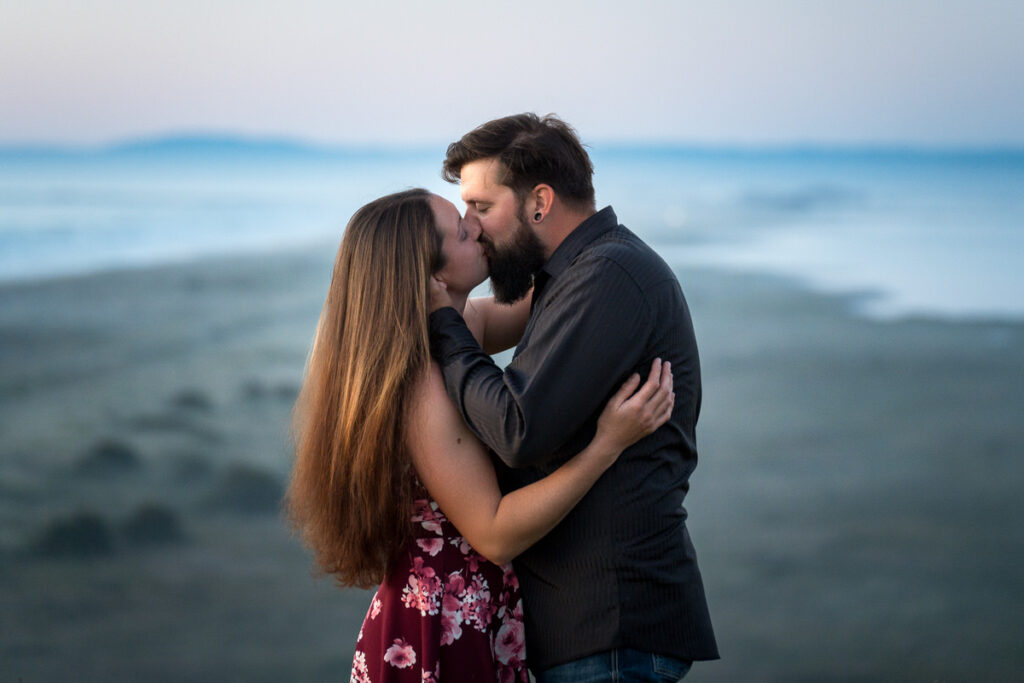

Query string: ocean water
2 144 1022 320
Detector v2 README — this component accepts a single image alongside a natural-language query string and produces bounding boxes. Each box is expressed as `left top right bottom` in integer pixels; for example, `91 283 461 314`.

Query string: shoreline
5 243 1024 327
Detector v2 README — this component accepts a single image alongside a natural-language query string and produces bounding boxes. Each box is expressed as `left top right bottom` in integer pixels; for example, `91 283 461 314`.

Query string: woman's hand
428 276 453 313
595 358 674 453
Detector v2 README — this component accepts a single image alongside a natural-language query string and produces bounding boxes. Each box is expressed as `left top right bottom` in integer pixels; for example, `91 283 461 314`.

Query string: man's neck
541 206 596 259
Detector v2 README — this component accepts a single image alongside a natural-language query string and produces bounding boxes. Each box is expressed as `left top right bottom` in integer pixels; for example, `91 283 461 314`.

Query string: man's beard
482 204 547 304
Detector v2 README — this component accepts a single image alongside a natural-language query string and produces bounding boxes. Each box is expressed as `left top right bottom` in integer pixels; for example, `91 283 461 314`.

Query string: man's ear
529 184 555 222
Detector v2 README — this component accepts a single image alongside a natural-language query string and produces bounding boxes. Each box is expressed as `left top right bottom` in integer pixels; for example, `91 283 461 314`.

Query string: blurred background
1 1 1022 680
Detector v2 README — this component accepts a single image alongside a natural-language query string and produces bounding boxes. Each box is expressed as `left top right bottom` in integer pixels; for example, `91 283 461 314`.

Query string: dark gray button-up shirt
429 206 718 670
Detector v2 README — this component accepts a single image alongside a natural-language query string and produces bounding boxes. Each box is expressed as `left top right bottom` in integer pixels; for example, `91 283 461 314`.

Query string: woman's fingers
610 372 642 407
643 361 673 428
631 358 664 403
654 363 674 411
660 358 673 390
623 359 672 408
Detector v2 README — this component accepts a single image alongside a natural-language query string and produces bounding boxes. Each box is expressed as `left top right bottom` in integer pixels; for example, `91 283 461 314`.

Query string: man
428 113 718 681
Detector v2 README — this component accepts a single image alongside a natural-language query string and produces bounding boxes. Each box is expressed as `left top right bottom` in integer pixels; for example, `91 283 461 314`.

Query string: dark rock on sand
240 378 300 402
75 439 142 476
121 504 186 546
240 378 267 400
204 463 284 514
125 411 223 442
31 511 115 558
171 388 213 412
273 382 300 401
170 452 214 483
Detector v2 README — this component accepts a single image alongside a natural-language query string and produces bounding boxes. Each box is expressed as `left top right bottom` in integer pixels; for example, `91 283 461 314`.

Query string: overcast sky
2 0 1022 146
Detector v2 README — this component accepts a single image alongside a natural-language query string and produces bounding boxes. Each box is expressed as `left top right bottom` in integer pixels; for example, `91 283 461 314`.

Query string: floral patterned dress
351 493 528 683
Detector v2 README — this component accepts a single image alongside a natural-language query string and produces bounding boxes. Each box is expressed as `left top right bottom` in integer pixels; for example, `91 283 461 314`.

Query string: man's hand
429 276 454 313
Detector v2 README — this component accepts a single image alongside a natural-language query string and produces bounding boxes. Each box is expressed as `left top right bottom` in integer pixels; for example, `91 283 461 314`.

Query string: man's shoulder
575 224 677 287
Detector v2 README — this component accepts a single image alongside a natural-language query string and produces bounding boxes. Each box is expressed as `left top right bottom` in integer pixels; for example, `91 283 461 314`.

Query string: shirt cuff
428 306 481 364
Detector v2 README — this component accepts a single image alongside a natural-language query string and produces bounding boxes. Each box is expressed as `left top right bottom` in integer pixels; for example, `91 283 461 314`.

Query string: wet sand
1 247 1022 681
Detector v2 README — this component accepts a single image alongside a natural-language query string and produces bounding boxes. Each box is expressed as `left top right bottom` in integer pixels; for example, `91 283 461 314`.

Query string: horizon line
3 131 1024 158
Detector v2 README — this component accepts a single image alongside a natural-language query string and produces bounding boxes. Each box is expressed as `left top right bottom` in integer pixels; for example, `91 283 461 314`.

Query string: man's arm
430 255 652 468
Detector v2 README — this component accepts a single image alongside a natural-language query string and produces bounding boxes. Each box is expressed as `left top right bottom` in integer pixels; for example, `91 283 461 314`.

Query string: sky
1 0 1023 147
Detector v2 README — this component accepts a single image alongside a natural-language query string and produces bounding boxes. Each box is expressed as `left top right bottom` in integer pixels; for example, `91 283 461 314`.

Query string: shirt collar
541 206 618 280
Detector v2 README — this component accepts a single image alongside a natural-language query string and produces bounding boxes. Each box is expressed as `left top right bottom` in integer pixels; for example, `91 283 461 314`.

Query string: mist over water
593 148 1024 320
2 143 1023 320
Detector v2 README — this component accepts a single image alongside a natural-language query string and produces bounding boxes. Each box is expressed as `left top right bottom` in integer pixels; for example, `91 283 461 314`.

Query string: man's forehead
461 158 506 200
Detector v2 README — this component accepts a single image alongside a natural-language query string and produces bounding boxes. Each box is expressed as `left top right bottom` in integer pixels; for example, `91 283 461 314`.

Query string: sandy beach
1 246 1022 681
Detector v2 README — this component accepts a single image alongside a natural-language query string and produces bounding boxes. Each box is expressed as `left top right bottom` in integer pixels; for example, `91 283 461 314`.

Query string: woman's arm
462 292 532 354
408 358 673 565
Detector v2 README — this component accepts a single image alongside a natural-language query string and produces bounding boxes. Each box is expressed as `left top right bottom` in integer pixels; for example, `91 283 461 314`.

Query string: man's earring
534 212 542 222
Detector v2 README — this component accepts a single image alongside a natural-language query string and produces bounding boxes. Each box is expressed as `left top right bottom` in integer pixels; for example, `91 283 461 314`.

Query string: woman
286 189 673 682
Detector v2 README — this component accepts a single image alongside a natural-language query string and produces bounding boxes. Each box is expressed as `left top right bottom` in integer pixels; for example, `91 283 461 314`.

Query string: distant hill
0 134 435 160
1 135 1020 163
107 134 336 157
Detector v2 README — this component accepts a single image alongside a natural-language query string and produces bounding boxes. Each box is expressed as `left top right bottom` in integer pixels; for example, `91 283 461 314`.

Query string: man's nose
464 214 483 240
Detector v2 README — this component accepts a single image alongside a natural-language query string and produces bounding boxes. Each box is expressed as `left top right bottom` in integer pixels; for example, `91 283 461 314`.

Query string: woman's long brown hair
286 188 444 588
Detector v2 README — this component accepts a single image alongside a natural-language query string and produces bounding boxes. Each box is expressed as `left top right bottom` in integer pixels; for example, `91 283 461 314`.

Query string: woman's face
429 194 488 294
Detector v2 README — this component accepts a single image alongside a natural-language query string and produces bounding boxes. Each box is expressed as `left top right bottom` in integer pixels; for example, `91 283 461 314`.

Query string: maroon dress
351 494 529 683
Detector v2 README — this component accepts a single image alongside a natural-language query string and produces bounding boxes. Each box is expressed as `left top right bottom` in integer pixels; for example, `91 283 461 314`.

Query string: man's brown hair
442 113 595 211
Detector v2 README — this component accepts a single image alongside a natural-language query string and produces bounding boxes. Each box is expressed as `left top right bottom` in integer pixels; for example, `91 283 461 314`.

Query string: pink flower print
503 565 519 590
493 619 525 666
470 599 498 630
401 577 439 615
384 638 417 669
510 597 523 620
416 538 444 557
351 650 370 683
450 537 485 572
401 557 442 615
466 574 489 600
451 536 472 555
448 535 485 571
421 662 440 683
370 598 382 620
442 572 465 611
412 557 441 591
412 500 445 535
460 575 495 631
440 608 463 646
439 571 466 645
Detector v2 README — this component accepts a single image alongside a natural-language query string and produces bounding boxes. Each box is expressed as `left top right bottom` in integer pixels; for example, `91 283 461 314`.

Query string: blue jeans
536 648 692 683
